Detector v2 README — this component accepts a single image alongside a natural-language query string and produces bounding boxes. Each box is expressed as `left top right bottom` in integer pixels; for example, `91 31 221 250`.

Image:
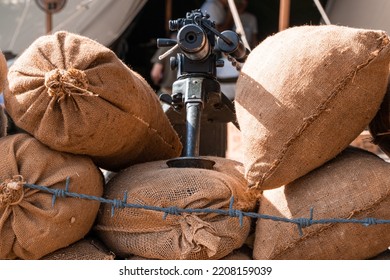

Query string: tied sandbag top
44 68 97 101
4 31 182 171
0 175 25 207
95 156 258 260
0 133 104 260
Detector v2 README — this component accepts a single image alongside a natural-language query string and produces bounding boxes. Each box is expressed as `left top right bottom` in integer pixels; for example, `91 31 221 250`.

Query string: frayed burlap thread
44 68 98 102
0 175 26 206
235 25 390 190
0 133 104 260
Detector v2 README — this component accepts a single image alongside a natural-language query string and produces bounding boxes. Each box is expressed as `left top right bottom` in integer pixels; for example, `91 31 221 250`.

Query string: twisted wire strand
23 178 390 236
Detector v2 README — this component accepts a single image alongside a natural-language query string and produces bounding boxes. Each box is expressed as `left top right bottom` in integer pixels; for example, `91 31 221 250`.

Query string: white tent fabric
325 0 390 34
0 0 147 55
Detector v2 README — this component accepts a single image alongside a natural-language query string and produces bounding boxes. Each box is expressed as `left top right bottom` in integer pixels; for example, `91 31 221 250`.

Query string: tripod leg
185 102 202 157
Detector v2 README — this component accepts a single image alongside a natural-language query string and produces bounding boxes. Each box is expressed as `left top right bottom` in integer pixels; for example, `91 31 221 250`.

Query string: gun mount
157 9 249 169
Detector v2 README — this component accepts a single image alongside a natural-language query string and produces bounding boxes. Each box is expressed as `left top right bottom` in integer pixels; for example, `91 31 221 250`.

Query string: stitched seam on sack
270 189 390 259
251 37 390 187
128 112 178 150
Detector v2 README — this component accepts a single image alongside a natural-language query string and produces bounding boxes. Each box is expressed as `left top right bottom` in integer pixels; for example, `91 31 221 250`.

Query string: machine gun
157 9 249 169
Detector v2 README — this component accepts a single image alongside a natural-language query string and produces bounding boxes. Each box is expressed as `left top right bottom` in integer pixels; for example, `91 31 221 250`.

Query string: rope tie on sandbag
0 175 26 206
44 68 98 101
22 177 390 237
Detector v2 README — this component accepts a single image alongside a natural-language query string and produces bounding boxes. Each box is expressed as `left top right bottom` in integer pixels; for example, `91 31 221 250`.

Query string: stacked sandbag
95 157 258 260
4 31 182 171
235 25 390 190
0 51 6 137
253 147 390 260
0 133 103 259
41 239 115 260
128 248 255 260
369 78 390 156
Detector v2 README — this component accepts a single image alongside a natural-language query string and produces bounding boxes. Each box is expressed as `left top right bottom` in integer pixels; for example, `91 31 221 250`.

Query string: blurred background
0 0 331 86
4 0 390 87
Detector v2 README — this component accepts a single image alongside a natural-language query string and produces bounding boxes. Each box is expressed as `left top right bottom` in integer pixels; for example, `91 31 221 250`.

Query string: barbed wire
23 178 390 236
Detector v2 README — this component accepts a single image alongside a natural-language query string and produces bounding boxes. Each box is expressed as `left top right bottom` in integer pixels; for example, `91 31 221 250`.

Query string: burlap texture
95 157 258 260
41 239 115 260
0 133 103 260
253 147 390 260
0 51 6 92
3 31 182 171
220 246 252 260
369 78 390 156
235 25 390 190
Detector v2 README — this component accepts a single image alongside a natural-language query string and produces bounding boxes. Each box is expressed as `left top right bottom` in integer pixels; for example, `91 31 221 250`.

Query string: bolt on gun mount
157 9 249 169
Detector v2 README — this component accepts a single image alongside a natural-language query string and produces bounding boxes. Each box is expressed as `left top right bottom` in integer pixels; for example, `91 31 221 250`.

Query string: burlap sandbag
253 147 390 260
0 133 103 260
4 31 182 171
235 25 390 190
95 157 258 260
41 239 115 260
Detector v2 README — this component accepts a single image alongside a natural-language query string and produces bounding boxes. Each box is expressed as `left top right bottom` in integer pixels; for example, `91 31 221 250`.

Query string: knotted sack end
45 68 98 102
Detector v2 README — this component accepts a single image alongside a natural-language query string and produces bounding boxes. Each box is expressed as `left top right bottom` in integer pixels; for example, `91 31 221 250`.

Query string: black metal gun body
157 10 249 169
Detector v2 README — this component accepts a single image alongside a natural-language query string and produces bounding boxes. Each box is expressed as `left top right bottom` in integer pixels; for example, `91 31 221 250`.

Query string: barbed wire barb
21 177 390 237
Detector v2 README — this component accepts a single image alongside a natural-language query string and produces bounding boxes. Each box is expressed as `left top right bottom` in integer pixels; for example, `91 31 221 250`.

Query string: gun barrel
177 24 210 61
217 30 249 63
